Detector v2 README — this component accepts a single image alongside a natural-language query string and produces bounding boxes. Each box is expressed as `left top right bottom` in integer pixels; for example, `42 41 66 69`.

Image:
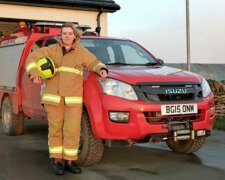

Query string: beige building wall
0 4 108 36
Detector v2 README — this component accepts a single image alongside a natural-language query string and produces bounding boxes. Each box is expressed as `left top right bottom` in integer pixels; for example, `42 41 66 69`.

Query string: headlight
99 78 138 100
201 78 211 97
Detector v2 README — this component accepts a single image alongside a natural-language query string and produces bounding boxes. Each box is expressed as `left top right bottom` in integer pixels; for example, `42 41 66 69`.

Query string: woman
25 23 108 175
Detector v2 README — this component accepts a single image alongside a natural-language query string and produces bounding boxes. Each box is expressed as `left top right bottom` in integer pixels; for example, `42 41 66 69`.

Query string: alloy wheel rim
2 105 11 130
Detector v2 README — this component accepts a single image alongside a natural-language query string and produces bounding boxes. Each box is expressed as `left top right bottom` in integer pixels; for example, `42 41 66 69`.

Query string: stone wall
207 79 225 118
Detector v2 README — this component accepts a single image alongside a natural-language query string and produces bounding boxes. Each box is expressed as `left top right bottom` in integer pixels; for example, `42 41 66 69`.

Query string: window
80 39 158 65
121 44 149 64
107 46 116 63
31 40 43 51
44 39 58 47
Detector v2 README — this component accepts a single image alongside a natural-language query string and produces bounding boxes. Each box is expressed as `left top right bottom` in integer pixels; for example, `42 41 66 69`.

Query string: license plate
161 104 198 115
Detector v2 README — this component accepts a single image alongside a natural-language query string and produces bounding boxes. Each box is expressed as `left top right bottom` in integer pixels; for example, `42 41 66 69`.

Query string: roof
0 0 120 12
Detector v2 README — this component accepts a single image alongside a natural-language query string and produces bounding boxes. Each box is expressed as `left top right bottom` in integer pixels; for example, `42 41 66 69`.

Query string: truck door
31 38 59 115
21 39 47 120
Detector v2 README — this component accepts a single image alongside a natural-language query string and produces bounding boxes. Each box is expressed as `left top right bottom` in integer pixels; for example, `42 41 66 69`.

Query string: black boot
51 158 65 175
65 160 82 174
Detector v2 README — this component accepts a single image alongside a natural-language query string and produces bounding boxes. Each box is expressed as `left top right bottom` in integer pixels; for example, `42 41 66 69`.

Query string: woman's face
61 27 76 46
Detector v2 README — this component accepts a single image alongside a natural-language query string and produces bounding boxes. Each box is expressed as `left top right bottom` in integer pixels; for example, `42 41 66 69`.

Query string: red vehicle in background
0 23 215 166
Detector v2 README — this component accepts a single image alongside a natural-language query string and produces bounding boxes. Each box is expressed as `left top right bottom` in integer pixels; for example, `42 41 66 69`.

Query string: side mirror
157 58 164 66
0 31 3 37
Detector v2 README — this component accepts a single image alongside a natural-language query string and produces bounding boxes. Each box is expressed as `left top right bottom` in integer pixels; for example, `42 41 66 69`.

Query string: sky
108 0 225 64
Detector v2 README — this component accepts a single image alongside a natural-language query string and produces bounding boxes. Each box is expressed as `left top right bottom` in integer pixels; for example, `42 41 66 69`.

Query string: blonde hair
61 22 81 38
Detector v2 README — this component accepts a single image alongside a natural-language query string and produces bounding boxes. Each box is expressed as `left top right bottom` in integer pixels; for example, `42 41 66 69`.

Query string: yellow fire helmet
36 57 56 79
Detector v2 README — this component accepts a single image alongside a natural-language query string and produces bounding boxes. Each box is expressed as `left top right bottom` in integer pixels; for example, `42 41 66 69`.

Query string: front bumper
86 93 215 140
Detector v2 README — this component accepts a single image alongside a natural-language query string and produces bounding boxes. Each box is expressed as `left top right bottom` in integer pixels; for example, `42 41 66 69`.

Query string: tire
76 110 104 166
1 96 25 136
166 138 206 154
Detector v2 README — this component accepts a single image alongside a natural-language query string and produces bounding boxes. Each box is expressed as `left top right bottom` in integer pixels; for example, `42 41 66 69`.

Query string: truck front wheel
77 110 104 166
166 138 206 153
1 96 24 135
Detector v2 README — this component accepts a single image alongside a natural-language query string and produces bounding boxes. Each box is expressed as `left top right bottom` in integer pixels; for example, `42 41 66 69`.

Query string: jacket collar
58 37 80 49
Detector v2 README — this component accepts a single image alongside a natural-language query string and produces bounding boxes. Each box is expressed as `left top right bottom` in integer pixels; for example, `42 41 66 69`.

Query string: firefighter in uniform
25 23 108 175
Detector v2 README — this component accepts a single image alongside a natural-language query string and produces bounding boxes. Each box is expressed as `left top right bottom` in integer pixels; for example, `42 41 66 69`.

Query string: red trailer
0 23 215 166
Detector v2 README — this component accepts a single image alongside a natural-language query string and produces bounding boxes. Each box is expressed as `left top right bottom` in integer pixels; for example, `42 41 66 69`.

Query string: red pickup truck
0 23 215 166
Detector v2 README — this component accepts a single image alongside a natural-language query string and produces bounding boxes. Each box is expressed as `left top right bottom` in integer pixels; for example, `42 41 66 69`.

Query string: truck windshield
80 39 159 65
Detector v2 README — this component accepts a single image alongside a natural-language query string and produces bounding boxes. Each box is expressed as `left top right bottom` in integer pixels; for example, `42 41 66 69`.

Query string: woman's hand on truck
32 76 42 83
99 69 108 78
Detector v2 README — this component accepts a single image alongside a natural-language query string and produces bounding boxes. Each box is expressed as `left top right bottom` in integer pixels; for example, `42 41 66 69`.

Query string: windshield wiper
141 62 160 66
106 62 161 66
106 62 128 65
126 62 160 66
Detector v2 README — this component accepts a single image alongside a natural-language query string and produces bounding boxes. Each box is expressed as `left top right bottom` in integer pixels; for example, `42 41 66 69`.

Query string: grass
213 118 225 131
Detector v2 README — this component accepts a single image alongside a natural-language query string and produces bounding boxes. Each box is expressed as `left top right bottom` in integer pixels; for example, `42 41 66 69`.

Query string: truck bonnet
107 65 202 85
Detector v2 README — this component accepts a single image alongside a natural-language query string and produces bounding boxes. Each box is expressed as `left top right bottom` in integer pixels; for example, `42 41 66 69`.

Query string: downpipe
96 8 103 36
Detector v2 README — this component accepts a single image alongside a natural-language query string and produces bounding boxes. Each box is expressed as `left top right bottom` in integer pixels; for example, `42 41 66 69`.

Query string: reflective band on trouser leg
42 94 61 103
26 62 37 73
49 146 63 154
64 148 78 156
56 66 83 75
65 97 83 105
93 62 106 72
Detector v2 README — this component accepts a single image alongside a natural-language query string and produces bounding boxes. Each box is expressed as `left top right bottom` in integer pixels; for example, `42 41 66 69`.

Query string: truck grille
132 81 203 103
143 110 205 124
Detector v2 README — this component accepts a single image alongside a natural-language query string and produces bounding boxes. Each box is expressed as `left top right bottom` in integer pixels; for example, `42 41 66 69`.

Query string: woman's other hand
32 76 42 83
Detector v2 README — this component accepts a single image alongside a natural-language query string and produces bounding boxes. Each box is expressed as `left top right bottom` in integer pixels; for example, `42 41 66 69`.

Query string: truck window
80 41 109 63
121 44 149 64
31 40 44 51
107 46 116 63
44 39 58 47
80 39 158 65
